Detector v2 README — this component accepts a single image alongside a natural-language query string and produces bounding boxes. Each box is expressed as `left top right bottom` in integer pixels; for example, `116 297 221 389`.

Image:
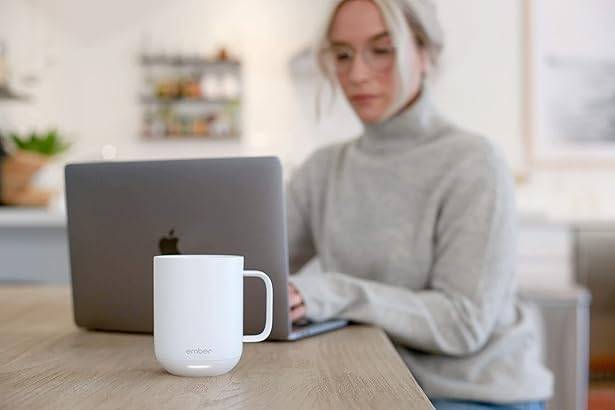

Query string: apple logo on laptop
159 229 181 255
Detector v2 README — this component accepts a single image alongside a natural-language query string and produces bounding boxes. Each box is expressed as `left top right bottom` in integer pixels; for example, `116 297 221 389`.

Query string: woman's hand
1 150 52 206
288 283 306 323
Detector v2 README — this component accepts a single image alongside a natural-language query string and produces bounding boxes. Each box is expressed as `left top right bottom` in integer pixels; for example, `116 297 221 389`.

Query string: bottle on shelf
221 71 240 100
203 71 223 100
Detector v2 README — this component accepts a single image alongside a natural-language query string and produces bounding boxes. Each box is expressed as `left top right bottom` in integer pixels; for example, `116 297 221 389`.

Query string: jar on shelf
201 71 223 100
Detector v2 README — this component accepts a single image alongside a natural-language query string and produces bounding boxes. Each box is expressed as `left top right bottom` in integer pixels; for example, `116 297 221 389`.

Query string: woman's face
327 0 426 123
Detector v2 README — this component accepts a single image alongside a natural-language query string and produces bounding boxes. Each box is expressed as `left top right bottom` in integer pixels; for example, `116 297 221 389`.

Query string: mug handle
242 270 273 343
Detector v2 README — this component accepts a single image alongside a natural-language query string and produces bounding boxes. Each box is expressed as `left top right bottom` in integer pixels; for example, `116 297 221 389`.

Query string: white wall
434 0 525 168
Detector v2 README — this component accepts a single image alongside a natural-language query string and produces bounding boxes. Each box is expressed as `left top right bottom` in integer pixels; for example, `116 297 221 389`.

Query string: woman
285 1 553 409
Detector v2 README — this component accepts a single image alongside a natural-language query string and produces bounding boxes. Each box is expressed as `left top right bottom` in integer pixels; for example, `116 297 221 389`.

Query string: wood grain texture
0 285 433 409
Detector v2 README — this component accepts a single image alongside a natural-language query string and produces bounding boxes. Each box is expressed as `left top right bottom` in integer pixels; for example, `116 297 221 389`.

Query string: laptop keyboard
292 318 313 329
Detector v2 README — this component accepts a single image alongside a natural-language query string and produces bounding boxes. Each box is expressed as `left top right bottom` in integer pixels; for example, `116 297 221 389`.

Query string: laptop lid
65 156 291 339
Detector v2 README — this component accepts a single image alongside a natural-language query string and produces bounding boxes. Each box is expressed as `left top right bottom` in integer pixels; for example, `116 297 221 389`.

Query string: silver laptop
64 156 347 341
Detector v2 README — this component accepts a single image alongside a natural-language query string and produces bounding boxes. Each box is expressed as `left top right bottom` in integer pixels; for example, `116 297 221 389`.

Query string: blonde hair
315 0 444 119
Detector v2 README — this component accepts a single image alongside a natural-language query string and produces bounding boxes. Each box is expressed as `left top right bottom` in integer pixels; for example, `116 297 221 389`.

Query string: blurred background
0 1 613 408
1 0 614 217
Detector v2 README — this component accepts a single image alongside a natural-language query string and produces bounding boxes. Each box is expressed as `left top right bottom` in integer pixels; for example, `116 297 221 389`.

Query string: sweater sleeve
289 144 518 356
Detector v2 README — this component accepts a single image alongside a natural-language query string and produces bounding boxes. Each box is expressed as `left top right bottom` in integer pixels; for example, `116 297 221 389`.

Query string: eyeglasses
321 41 396 75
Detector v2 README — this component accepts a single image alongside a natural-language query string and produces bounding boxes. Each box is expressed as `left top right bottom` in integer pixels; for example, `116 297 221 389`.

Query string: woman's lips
350 94 379 104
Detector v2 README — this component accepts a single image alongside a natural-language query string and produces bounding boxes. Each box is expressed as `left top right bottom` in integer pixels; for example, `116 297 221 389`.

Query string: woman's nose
347 53 371 84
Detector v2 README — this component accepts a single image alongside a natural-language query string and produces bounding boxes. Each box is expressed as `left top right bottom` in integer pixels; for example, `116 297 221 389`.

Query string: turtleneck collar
356 89 448 156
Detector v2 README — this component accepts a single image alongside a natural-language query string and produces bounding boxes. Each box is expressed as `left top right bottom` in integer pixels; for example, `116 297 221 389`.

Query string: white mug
154 255 273 377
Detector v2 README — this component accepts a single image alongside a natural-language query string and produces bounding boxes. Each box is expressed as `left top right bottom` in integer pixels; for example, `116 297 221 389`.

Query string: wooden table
0 285 433 409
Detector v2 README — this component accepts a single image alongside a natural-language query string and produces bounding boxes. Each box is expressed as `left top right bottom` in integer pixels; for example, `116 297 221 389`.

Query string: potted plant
9 129 71 157
0 129 71 207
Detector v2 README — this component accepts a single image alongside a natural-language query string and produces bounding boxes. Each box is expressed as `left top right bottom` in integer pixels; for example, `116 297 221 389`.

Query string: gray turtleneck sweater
287 93 553 403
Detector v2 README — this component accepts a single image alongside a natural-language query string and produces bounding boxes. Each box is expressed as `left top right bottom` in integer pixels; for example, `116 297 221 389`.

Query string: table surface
0 285 433 409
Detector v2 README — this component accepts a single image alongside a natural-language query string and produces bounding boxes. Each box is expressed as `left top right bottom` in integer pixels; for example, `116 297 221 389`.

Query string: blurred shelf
139 52 242 143
140 96 239 105
0 86 30 101
141 133 239 141
0 208 66 227
139 55 240 69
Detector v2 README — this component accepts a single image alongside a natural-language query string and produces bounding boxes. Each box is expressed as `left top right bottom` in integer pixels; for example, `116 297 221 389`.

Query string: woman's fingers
290 304 306 323
289 290 303 309
288 284 304 307
288 284 306 323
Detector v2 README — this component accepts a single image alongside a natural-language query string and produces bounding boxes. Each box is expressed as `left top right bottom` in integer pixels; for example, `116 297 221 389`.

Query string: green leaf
6 129 71 156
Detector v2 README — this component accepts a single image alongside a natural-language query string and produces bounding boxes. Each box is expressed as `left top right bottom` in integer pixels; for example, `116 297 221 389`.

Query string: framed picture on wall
524 0 615 168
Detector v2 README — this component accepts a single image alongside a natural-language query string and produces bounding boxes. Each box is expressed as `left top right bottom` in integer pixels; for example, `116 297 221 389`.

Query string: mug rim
154 254 244 260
